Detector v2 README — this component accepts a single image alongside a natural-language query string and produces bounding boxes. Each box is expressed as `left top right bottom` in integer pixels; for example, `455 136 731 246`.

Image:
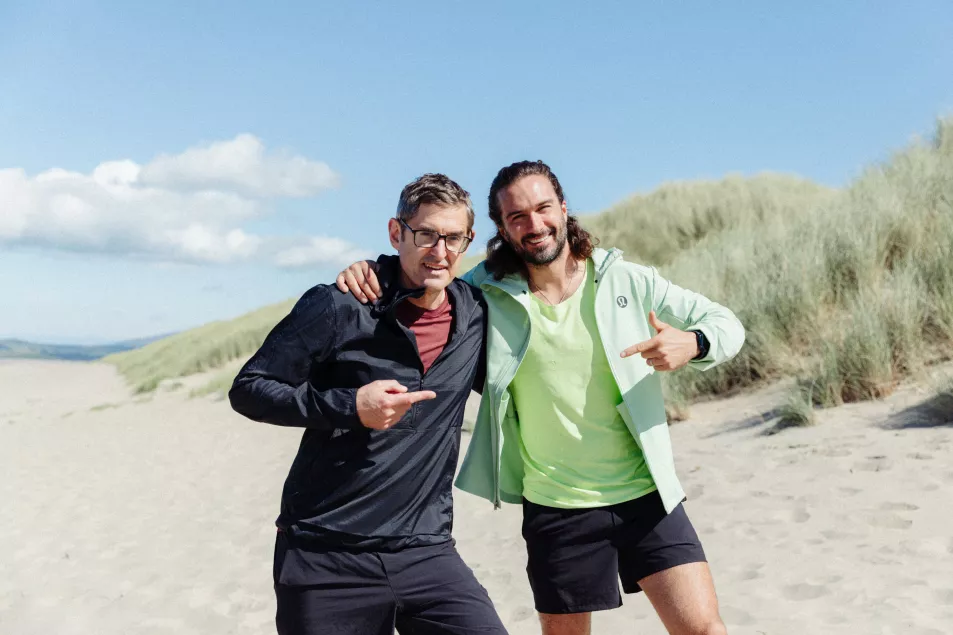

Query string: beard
505 219 569 266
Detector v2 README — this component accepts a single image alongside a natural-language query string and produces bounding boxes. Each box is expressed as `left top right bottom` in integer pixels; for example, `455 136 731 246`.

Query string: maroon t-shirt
395 293 454 374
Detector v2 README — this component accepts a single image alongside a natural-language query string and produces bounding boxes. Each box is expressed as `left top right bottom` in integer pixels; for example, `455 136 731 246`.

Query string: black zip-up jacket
229 256 487 551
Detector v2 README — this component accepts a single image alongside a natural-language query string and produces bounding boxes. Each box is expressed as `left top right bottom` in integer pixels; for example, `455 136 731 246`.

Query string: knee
696 618 728 635
678 617 727 635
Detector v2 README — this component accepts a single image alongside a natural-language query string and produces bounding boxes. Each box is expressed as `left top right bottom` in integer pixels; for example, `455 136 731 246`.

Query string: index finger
393 390 437 406
620 337 659 358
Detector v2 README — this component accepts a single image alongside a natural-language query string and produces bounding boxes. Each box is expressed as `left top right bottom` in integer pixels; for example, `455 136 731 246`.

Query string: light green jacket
454 248 745 513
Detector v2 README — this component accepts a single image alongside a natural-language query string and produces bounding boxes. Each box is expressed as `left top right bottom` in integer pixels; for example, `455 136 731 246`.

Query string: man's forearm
229 374 361 430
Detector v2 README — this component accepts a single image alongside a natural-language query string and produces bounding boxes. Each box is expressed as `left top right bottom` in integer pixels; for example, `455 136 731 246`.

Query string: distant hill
0 335 165 362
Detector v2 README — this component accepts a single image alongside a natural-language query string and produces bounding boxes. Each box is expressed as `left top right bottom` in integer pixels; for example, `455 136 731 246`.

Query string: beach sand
2 359 952 634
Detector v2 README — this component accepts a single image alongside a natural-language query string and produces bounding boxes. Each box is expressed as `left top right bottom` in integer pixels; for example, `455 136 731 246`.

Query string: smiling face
495 174 569 266
389 202 472 295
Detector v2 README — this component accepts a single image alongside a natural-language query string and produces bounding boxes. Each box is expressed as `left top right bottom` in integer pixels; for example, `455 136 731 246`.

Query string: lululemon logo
617 296 628 308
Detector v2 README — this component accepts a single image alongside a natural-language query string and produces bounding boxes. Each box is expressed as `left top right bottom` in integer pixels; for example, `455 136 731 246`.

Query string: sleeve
228 286 363 430
649 267 746 371
471 301 489 395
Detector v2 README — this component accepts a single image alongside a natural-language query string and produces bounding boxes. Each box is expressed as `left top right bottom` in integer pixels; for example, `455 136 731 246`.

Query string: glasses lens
415 231 439 248
446 236 468 252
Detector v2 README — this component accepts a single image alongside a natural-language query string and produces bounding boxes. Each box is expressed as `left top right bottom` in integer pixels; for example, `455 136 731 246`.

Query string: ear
560 200 568 217
388 218 402 250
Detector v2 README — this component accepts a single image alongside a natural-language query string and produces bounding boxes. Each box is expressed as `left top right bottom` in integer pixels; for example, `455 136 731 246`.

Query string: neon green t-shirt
512 259 656 508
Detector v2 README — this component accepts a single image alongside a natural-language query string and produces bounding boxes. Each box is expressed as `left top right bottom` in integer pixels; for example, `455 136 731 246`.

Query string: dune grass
583 173 836 267
659 117 953 411
104 299 295 394
772 382 818 432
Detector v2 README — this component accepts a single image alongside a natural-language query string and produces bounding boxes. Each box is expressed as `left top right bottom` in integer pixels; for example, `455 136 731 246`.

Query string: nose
528 214 547 236
429 238 448 259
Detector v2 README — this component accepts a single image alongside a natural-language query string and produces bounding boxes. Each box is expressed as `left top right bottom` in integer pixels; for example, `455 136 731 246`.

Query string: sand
2 359 952 634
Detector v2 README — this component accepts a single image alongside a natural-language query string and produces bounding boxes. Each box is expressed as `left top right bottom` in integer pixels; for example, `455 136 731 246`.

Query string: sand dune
2 360 952 634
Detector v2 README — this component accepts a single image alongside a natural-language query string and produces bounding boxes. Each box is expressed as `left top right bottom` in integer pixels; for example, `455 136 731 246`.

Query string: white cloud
0 135 362 267
139 134 340 197
273 236 373 269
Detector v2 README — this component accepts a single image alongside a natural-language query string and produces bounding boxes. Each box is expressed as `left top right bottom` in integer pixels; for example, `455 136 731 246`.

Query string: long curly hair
485 160 596 280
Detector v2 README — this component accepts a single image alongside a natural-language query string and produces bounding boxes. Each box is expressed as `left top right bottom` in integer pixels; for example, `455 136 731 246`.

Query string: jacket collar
370 255 426 317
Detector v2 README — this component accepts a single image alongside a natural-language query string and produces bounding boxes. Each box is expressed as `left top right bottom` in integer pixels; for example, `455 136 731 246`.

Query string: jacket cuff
331 388 365 431
299 384 365 431
687 325 715 366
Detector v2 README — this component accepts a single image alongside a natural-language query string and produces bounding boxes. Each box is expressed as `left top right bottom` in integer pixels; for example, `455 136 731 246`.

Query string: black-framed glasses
398 218 472 253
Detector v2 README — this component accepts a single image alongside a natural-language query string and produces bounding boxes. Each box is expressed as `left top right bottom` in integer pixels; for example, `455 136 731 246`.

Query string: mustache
522 229 555 245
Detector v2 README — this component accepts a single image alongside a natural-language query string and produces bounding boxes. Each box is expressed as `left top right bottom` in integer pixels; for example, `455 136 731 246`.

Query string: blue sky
2 1 952 344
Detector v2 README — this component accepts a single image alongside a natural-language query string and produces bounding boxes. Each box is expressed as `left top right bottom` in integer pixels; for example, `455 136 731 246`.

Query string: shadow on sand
882 392 953 429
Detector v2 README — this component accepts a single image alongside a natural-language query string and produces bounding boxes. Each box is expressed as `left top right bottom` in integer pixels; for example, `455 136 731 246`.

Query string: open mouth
422 263 448 272
524 233 552 247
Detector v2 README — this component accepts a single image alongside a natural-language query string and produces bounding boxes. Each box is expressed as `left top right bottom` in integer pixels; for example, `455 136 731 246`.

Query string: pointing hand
620 311 698 372
356 380 436 430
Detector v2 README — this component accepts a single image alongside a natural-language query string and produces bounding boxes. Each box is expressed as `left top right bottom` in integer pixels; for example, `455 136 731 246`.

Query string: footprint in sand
823 612 850 625
934 589 953 605
510 606 535 622
880 502 919 512
865 512 913 530
719 606 755 626
783 583 830 601
907 452 933 460
792 507 811 523
820 529 850 540
853 456 893 472
685 484 705 499
818 447 852 458
726 472 755 484
899 539 948 558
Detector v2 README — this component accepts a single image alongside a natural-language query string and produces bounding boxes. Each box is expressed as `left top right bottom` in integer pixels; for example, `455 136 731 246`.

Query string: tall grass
659 117 953 408
584 174 836 267
105 299 295 393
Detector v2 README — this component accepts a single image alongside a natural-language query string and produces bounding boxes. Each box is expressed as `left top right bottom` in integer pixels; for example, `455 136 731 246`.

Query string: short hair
396 173 474 231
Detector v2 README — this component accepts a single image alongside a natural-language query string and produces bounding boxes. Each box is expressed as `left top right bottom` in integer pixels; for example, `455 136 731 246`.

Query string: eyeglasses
398 218 472 253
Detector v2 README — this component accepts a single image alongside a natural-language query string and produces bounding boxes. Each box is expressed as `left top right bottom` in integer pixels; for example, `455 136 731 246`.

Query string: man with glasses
229 174 507 635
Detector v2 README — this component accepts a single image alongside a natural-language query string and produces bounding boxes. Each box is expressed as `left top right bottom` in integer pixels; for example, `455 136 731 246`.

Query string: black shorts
521 491 707 614
273 532 508 635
